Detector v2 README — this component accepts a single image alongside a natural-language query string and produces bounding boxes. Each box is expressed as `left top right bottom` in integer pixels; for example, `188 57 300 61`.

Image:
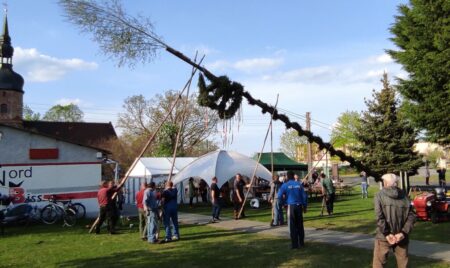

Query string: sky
7 0 408 156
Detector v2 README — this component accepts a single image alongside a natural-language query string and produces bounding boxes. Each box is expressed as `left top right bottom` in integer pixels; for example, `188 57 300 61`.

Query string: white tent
172 150 272 187
124 157 196 204
128 157 197 179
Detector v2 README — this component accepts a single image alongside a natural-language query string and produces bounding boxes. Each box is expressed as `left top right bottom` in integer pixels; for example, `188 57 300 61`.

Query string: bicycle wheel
41 204 58 224
71 203 86 219
64 208 77 227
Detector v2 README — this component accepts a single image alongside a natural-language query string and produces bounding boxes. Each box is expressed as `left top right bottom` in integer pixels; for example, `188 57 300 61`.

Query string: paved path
179 212 450 263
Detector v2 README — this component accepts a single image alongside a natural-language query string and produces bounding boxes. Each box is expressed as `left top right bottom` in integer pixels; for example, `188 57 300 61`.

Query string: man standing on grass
373 173 415 268
210 177 222 223
143 182 160 244
95 180 117 234
161 181 179 242
321 173 335 215
136 182 148 240
269 175 284 227
233 173 246 220
278 170 307 249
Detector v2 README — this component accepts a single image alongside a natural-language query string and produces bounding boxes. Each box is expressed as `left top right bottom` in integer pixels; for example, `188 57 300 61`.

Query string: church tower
0 13 24 126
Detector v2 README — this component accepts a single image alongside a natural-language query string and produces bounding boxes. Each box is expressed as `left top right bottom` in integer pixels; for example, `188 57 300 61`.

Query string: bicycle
64 200 86 220
40 196 77 227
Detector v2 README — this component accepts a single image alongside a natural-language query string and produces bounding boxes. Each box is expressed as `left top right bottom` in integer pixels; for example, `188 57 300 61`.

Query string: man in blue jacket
278 170 308 249
143 182 160 243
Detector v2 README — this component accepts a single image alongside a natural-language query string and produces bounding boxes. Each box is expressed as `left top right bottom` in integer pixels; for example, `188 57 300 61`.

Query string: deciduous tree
43 104 84 122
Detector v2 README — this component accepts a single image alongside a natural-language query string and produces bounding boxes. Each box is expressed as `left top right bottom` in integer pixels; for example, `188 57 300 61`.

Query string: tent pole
238 94 279 219
88 55 205 233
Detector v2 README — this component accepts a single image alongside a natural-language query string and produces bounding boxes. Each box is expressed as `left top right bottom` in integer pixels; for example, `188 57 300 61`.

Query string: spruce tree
355 73 422 175
388 0 450 144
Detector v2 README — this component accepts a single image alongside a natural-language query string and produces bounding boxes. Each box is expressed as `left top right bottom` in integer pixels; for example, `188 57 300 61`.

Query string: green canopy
254 152 308 172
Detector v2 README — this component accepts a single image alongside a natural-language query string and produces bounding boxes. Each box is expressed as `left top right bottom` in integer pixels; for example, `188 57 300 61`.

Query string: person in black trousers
277 171 308 249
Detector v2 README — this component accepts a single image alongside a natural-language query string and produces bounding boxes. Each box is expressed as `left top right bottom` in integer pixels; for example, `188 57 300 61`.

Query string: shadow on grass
56 224 446 268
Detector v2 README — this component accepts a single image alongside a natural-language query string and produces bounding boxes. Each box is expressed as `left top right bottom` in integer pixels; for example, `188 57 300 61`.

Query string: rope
237 94 279 219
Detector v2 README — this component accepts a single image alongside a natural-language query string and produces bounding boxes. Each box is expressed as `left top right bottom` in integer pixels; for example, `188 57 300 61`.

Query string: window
0 103 7 113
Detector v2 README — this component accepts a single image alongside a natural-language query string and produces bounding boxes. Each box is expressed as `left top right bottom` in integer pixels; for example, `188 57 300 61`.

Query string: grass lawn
180 185 450 244
0 221 448 268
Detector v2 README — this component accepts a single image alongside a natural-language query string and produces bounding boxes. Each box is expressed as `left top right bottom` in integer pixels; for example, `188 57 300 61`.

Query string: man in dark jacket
373 173 416 268
161 181 179 242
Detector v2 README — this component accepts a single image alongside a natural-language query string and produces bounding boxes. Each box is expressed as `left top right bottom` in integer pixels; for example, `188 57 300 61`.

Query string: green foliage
22 105 41 121
43 103 84 122
388 0 450 144
153 122 179 157
279 129 308 159
330 110 361 155
355 73 422 175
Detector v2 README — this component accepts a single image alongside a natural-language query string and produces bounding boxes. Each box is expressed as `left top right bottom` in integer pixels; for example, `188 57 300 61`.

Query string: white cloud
13 47 98 82
369 53 394 64
208 57 283 73
56 98 82 106
233 57 283 73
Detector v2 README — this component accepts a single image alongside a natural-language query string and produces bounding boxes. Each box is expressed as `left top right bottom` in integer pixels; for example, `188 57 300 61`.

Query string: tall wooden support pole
88 57 203 233
238 95 279 219
306 112 312 181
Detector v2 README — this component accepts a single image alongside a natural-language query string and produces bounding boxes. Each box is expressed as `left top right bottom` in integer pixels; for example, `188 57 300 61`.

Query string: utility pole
306 112 312 181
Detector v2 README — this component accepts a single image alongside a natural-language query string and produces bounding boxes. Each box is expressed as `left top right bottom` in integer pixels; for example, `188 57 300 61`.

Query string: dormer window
0 103 7 113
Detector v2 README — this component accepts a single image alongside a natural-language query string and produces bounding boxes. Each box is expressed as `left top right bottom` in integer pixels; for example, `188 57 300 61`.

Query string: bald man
373 173 416 268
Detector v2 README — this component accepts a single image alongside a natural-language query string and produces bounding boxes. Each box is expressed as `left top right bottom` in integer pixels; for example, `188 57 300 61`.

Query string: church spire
0 13 14 64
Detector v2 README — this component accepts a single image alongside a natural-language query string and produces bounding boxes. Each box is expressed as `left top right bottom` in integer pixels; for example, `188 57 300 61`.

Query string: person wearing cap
373 173 416 268
278 170 308 249
143 182 160 244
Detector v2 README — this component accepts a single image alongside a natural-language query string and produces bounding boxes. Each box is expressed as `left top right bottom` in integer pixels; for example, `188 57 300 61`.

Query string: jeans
138 208 147 238
212 198 222 219
361 182 368 198
147 210 159 243
163 206 179 239
273 199 284 225
287 204 304 248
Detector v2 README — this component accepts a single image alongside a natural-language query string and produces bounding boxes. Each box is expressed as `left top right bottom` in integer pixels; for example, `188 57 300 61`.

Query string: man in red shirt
136 182 148 240
95 180 117 234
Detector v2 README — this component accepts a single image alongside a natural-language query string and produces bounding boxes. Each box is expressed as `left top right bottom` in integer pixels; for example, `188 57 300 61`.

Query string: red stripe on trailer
0 161 102 167
43 191 98 200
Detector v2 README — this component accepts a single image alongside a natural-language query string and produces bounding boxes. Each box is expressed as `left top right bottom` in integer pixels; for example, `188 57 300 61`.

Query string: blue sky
8 0 407 156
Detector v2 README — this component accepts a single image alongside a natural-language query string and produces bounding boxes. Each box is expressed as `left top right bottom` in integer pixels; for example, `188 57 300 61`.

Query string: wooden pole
306 112 312 182
88 56 204 233
238 94 279 219
167 52 198 183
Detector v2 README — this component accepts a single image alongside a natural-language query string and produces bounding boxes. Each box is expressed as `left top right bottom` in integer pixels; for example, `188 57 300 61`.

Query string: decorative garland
197 73 244 120
197 74 381 180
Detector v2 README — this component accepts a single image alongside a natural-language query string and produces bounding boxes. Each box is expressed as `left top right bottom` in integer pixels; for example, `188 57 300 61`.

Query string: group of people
135 181 179 244
96 169 417 267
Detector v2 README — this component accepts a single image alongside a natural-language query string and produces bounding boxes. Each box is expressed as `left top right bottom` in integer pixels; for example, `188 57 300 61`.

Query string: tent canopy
255 152 308 171
172 150 272 187
128 157 197 178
